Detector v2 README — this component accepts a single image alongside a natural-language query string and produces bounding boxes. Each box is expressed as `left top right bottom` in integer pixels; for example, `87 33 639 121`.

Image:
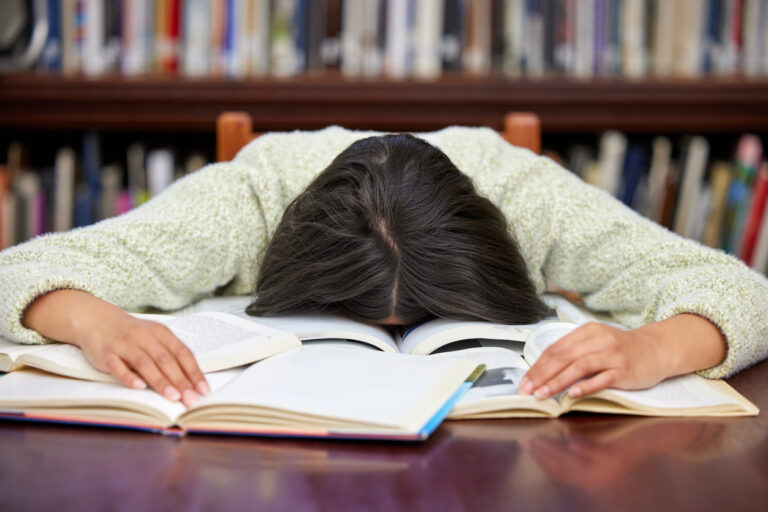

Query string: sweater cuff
0 273 102 345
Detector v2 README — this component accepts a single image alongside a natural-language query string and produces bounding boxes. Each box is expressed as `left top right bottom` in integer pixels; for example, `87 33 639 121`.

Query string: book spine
739 164 768 264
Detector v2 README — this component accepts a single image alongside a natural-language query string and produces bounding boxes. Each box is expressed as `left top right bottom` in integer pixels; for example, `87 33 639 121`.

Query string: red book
167 0 180 73
740 163 768 265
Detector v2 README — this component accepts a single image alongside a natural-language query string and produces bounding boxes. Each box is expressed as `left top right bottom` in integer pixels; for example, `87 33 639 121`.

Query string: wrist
640 314 727 377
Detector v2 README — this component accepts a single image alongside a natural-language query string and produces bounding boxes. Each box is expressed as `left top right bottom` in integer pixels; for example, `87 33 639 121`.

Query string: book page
181 345 477 434
398 318 542 355
599 374 741 409
0 368 240 427
0 337 49 372
13 312 299 382
160 312 301 372
239 312 399 353
522 322 579 364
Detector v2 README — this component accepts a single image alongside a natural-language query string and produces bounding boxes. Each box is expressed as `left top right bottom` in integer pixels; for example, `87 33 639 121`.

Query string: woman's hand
519 314 728 399
22 289 209 407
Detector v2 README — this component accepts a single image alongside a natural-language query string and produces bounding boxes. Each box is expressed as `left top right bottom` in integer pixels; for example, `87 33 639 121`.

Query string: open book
437 322 758 418
0 345 481 440
0 312 301 382
179 295 551 355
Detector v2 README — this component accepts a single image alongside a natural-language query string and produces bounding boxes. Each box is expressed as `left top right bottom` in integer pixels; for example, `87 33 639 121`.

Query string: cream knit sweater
1 126 767 379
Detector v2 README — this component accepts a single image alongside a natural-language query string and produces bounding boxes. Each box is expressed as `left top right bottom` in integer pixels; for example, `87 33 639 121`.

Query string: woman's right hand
22 289 208 407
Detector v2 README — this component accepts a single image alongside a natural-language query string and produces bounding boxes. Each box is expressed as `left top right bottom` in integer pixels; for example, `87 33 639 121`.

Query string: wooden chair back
216 111 541 162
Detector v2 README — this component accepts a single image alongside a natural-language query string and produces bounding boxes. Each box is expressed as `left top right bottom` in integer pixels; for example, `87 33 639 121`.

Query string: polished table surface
2 361 767 512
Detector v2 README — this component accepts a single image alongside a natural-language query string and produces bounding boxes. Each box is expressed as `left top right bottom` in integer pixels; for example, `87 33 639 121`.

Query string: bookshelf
2 74 768 134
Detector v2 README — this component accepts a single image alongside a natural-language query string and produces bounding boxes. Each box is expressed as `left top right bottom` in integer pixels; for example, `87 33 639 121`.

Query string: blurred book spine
19 0 764 78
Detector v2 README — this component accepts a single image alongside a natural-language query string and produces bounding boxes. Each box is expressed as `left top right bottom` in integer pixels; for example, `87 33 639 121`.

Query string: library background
1 0 767 274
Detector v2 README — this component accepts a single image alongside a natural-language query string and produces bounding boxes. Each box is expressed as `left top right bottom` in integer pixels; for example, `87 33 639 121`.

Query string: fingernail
182 389 198 407
131 378 147 390
519 377 533 395
164 386 181 401
534 385 551 399
569 386 582 398
197 381 211 396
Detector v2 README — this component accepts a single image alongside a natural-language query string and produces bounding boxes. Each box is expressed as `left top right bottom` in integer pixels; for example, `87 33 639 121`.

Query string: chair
216 112 541 162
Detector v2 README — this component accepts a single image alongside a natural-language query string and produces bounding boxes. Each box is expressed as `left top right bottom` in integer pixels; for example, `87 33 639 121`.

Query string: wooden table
2 361 767 512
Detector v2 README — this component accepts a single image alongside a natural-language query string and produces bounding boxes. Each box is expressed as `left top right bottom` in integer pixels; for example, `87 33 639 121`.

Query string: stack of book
0 298 758 440
558 131 768 275
33 0 768 79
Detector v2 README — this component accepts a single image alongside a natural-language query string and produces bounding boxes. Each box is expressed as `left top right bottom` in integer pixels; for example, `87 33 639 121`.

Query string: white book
385 0 411 78
0 312 300 382
573 0 595 78
0 345 478 440
441 322 757 419
53 147 75 232
674 136 709 238
597 131 627 197
340 0 365 76
182 0 211 77
413 0 443 78
621 0 647 78
146 149 174 197
82 0 106 76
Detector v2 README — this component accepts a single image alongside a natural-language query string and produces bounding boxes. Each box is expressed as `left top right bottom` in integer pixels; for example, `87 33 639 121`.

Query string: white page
522 322 578 364
240 313 398 353
0 368 240 424
194 345 475 431
606 374 738 409
0 337 48 371
13 312 299 382
160 312 300 372
398 318 539 355
175 296 397 351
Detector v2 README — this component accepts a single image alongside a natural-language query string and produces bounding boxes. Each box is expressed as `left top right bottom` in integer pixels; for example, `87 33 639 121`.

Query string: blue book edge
415 364 485 440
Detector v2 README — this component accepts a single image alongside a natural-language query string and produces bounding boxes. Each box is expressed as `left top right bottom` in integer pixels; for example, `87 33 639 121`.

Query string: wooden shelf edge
2 74 767 133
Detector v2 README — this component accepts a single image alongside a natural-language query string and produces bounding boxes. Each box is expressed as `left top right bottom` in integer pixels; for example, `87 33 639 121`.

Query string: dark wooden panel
1 359 767 512
1 74 767 133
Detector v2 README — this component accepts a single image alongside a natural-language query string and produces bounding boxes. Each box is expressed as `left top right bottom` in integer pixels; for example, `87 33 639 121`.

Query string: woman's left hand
519 314 728 399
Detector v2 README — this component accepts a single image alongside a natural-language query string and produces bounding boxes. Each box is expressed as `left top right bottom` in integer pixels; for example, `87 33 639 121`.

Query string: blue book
702 0 723 73
40 0 62 71
620 143 650 209
81 132 101 223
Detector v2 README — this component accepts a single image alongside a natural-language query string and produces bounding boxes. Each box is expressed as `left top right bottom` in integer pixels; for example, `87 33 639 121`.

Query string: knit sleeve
0 161 271 345
496 151 768 379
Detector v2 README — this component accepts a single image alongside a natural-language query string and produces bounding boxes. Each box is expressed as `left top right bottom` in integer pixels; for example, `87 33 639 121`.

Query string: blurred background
0 0 767 276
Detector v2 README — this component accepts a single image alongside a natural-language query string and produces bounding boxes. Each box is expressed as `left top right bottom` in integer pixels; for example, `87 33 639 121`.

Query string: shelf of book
2 74 768 133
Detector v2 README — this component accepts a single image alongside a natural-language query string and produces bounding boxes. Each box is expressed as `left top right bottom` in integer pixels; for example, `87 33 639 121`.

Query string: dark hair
246 133 549 325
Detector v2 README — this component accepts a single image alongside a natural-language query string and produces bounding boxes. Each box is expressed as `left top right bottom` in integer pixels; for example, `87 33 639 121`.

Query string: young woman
3 126 767 408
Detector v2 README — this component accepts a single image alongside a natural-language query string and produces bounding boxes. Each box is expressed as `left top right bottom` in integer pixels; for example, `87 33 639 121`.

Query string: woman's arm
519 314 727 398
1 161 274 400
480 136 768 393
22 289 209 405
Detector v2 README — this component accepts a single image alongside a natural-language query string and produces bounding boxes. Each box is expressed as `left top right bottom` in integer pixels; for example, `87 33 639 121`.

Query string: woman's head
246 133 549 326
